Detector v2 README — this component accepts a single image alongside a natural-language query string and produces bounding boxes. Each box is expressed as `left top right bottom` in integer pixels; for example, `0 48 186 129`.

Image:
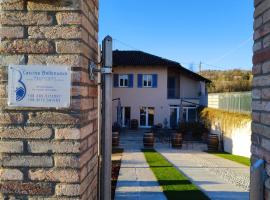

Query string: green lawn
207 151 250 166
143 149 209 200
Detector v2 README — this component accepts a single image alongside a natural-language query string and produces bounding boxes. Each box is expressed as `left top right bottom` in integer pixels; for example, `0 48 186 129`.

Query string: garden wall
201 108 251 158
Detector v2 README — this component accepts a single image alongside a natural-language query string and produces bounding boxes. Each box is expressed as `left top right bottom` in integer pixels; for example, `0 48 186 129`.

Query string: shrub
178 121 208 140
200 108 251 132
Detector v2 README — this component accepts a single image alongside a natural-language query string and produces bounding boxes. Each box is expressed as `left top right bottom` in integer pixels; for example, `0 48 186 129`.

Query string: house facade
112 50 211 128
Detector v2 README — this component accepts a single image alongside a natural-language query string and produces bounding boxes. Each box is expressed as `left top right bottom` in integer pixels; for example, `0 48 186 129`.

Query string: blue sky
99 0 254 71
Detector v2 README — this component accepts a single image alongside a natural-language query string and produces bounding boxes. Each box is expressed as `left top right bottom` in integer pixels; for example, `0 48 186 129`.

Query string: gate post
0 0 99 199
252 0 270 199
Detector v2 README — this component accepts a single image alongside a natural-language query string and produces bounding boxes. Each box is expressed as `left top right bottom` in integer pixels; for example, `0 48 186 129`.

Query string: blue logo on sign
14 69 26 102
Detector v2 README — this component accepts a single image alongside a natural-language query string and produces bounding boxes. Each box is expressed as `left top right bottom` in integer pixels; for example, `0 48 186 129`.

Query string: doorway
170 106 180 128
121 107 131 127
140 107 155 127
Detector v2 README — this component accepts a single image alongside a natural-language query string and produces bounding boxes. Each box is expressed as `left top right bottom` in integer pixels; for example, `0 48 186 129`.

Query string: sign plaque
8 65 71 108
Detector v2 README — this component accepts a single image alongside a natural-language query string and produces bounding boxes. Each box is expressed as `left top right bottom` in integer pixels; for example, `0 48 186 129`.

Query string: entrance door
170 106 180 128
140 107 155 127
121 107 131 127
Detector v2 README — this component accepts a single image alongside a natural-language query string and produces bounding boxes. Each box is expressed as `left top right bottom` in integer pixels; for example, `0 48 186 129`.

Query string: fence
208 91 251 114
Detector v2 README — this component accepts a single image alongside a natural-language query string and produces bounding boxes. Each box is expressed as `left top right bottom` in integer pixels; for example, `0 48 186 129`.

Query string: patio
119 128 207 151
115 129 250 200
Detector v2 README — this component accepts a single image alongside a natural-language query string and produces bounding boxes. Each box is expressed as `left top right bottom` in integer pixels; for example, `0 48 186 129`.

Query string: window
182 107 198 122
138 74 157 88
114 74 133 88
140 107 155 127
119 75 129 87
143 75 152 87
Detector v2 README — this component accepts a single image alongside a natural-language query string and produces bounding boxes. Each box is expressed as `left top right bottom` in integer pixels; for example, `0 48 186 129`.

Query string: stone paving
156 147 250 200
115 130 167 200
114 149 167 200
115 130 250 200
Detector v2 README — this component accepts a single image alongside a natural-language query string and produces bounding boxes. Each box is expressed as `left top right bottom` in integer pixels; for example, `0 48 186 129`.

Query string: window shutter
152 74 158 88
113 74 119 87
128 74 133 88
138 74 142 88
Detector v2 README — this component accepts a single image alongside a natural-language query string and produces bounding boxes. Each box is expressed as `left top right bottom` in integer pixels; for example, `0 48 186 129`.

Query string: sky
99 0 254 71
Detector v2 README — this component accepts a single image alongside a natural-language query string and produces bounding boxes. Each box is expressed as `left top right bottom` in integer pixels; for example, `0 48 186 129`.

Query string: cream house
112 50 211 128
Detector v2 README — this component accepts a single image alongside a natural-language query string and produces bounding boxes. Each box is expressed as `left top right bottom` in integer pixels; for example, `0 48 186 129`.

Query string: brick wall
252 0 270 198
0 0 99 199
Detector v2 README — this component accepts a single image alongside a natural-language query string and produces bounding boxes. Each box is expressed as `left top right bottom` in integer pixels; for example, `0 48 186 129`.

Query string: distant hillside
199 69 252 93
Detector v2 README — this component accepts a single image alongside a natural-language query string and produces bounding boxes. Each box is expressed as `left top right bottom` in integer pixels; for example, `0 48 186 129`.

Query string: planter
130 119 138 130
171 133 183 148
143 132 154 148
112 132 120 147
207 134 219 151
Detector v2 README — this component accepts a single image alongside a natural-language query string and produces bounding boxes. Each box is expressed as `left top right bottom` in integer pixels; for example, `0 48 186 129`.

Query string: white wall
210 121 251 158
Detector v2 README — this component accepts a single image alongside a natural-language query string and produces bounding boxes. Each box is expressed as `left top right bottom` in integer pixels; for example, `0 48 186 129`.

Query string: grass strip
143 149 209 200
207 151 250 166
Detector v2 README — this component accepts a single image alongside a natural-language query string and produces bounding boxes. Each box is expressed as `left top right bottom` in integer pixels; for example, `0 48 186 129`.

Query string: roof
113 50 211 83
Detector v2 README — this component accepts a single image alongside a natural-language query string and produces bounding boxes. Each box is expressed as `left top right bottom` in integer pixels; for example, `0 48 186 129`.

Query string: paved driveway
115 129 250 200
115 130 167 200
156 148 250 200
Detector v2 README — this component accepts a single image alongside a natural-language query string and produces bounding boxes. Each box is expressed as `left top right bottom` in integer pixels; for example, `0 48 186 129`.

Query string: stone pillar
252 0 270 199
0 0 99 199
